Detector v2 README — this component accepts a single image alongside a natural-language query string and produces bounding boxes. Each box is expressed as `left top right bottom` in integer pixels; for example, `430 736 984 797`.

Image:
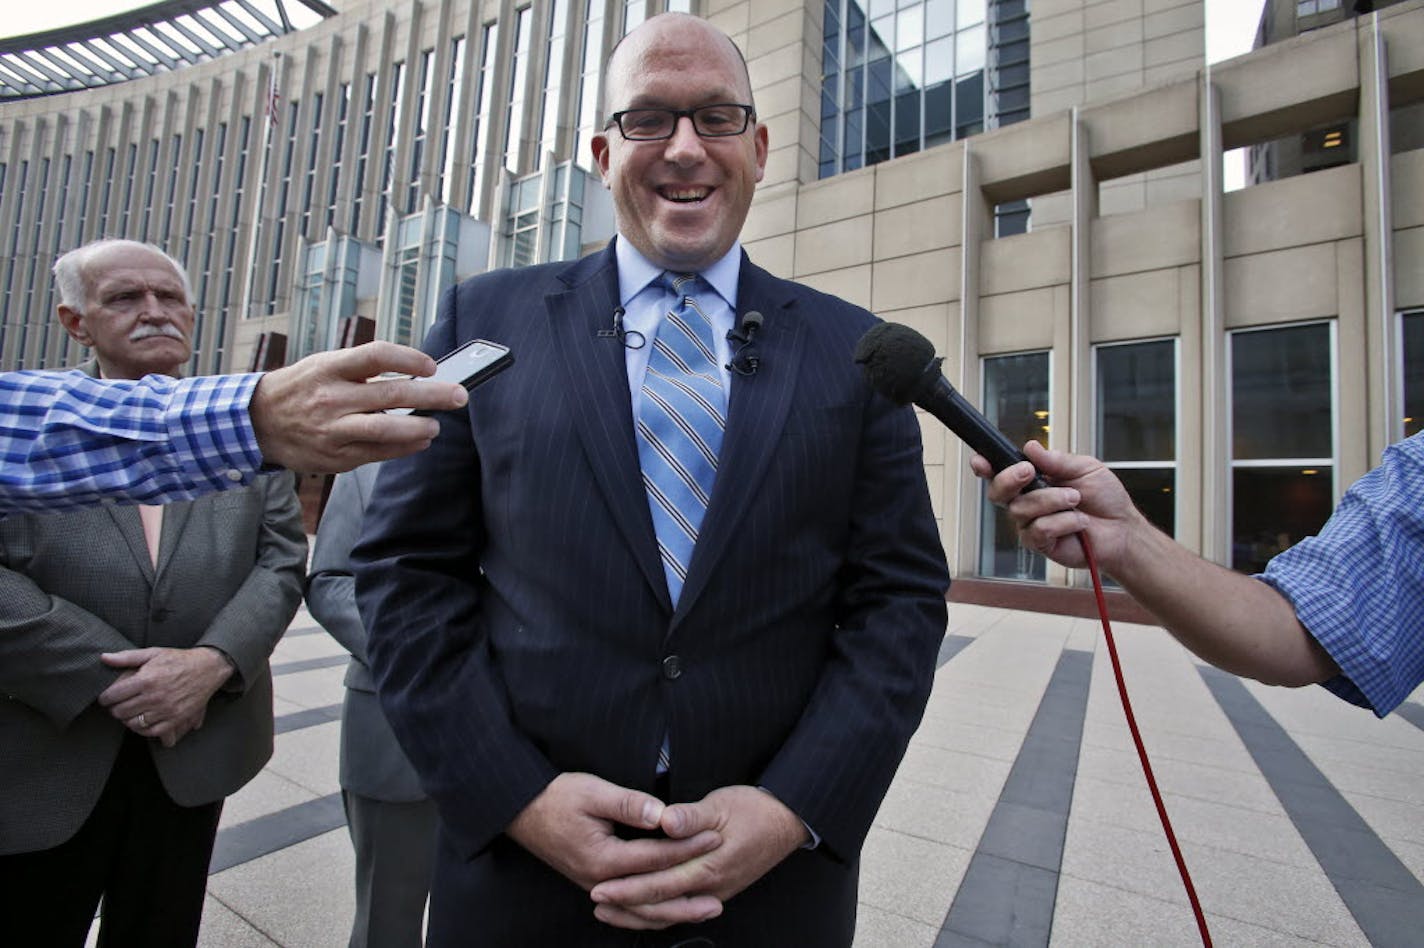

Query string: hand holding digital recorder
385 338 514 415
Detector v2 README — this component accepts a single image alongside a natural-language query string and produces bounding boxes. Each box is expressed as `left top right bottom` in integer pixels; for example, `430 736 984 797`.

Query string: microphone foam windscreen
852 322 937 405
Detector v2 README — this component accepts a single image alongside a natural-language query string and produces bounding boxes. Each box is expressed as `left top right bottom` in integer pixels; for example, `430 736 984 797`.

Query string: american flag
264 70 281 129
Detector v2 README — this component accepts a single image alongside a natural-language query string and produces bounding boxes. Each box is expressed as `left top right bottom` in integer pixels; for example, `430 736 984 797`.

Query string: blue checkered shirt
1260 431 1424 716
0 369 265 515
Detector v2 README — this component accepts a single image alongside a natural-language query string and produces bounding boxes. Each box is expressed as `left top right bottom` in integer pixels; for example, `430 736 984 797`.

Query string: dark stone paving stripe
937 634 976 669
271 654 349 676
1392 702 1424 733
1201 667 1424 946
273 703 342 735
210 793 346 874
283 624 327 638
935 649 1093 947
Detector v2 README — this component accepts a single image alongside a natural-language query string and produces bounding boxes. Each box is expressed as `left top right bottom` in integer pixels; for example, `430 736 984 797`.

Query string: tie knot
662 271 701 299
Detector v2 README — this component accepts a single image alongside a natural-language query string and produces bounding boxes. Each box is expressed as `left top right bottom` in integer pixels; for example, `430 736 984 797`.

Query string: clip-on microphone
597 306 645 350
725 310 763 376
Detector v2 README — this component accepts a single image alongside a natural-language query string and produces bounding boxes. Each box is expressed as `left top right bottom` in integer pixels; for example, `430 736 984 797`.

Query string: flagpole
238 51 281 325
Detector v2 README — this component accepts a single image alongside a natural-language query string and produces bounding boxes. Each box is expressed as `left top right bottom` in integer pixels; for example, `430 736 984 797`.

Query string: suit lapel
106 505 157 584
81 359 194 584
154 499 193 579
674 259 805 623
545 245 671 611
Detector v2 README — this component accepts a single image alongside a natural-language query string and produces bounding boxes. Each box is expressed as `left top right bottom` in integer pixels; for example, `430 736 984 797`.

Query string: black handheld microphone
853 322 1046 490
726 310 763 376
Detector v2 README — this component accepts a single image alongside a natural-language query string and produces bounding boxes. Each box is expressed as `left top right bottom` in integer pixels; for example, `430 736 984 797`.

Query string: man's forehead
88 252 184 288
609 24 749 102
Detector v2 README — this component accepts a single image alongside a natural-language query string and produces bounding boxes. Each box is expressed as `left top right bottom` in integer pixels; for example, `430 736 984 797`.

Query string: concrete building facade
1 0 1422 596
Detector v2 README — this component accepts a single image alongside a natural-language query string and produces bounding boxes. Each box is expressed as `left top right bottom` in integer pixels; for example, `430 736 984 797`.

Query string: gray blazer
0 388 307 855
306 463 425 802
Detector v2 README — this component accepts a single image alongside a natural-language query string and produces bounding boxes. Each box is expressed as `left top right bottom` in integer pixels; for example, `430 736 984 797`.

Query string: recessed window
978 351 1049 580
1230 323 1335 574
1403 310 1423 439
1096 339 1176 538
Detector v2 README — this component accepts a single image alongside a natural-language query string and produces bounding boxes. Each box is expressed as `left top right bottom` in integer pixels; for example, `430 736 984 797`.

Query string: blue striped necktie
636 272 726 606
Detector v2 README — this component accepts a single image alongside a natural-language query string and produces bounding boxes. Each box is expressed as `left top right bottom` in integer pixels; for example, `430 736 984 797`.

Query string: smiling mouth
659 186 712 204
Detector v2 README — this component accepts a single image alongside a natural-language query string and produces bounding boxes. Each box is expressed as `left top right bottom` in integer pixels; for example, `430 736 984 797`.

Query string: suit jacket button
661 655 682 680
151 608 171 622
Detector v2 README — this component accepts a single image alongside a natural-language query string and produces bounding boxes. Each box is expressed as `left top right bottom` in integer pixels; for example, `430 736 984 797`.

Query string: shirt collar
614 236 742 310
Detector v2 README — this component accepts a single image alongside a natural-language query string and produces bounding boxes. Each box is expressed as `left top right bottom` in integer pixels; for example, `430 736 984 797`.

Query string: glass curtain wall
1229 322 1335 574
978 350 1050 580
819 0 987 179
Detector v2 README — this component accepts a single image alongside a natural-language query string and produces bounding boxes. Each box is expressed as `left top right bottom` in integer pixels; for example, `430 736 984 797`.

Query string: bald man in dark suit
353 15 949 946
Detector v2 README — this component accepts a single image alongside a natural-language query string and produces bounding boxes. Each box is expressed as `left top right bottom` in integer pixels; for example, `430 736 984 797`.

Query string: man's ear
57 304 93 346
591 132 612 188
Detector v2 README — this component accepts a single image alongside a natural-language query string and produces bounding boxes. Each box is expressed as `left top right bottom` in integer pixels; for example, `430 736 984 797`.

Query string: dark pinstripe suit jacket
352 242 950 946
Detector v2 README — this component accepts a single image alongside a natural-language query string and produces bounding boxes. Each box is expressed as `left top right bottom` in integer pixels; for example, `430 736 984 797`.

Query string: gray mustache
129 323 187 342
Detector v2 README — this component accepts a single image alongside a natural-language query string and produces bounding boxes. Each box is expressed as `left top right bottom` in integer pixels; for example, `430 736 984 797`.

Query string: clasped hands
507 772 809 931
95 646 235 748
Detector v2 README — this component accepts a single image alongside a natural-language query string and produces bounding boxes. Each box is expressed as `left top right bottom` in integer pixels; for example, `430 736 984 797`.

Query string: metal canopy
0 0 337 101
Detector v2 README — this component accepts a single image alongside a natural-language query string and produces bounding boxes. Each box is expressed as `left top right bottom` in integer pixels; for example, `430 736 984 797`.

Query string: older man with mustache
0 239 307 947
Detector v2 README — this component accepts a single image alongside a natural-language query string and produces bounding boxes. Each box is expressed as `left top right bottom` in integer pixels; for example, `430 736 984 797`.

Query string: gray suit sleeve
0 539 134 727
306 465 375 664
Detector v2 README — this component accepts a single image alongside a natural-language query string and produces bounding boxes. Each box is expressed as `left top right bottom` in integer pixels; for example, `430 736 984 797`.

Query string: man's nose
662 115 706 163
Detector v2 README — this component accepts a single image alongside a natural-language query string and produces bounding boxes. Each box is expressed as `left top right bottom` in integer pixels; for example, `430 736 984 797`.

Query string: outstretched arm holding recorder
974 436 1424 716
0 340 468 515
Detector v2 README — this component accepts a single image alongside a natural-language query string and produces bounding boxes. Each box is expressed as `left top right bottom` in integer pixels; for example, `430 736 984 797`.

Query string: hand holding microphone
854 322 1214 945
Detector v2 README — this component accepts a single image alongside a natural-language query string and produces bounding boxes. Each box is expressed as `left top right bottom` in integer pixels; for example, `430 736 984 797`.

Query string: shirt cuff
165 374 266 488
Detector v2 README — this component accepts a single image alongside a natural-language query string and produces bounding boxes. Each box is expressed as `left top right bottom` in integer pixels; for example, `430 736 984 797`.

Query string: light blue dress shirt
614 236 741 418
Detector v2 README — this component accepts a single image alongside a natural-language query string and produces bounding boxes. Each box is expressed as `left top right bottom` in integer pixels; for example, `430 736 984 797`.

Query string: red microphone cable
1078 530 1213 948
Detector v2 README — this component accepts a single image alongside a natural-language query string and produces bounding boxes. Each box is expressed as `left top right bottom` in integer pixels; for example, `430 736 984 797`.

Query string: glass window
378 62 404 230
352 73 376 234
978 351 1050 580
537 0 569 170
955 70 983 138
329 83 350 227
896 5 923 51
956 23 985 76
993 199 1029 236
1230 322 1334 574
1097 339 1176 537
406 50 435 212
926 0 953 38
624 0 644 35
1403 310 1424 439
468 23 500 215
573 4 605 172
958 0 986 26
505 8 533 173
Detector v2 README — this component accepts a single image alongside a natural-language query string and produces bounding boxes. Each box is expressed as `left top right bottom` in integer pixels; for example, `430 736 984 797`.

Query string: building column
1360 13 1397 458
1197 71 1227 563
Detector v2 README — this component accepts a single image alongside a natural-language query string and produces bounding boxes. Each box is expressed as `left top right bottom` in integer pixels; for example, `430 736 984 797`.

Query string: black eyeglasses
605 104 756 141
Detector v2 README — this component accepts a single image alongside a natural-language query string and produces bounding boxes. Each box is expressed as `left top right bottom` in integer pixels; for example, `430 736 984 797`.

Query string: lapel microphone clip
598 306 646 350
725 311 763 376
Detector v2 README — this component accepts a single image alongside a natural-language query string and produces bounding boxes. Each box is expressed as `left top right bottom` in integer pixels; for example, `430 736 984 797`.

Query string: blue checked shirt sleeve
1259 432 1424 717
0 369 265 515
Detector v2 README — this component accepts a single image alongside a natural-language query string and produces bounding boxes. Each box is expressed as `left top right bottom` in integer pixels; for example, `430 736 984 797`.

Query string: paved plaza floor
141 601 1424 946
